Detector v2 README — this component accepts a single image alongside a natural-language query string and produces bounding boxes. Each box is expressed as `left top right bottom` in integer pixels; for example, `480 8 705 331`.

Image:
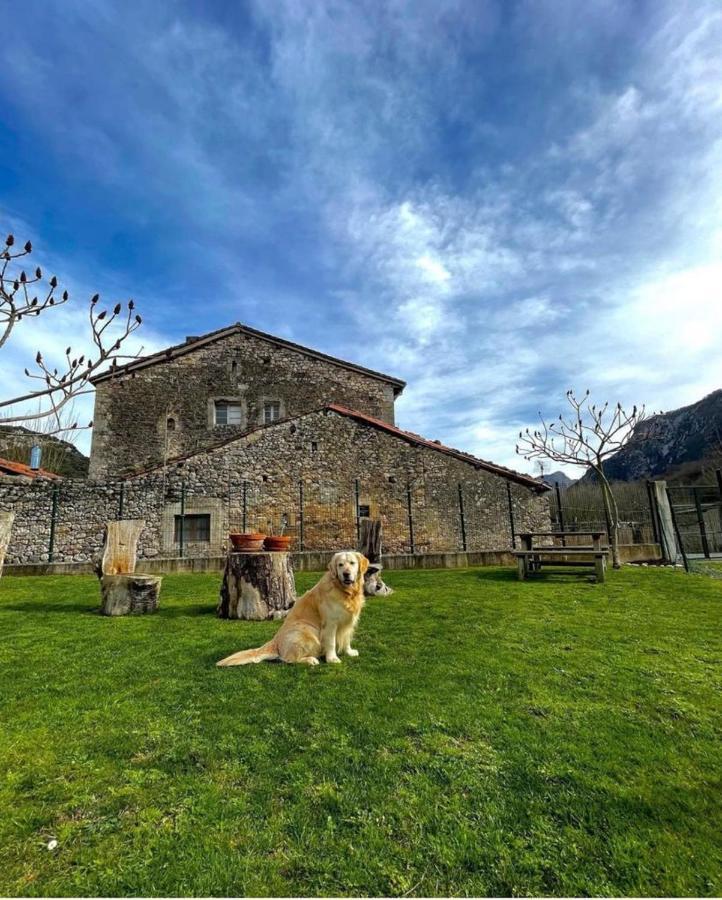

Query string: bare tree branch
0 232 144 430
516 389 647 568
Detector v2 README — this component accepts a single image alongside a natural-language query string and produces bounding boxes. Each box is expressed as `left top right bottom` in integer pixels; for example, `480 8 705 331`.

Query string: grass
0 566 720 897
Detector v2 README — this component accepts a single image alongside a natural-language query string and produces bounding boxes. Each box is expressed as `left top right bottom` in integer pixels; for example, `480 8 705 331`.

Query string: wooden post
354 479 361 545
218 551 296 620
0 511 14 578
516 554 526 580
594 554 606 583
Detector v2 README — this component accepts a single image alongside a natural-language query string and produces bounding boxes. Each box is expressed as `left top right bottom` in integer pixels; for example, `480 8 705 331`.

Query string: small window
263 401 281 424
231 360 238 376
215 401 242 425
311 441 318 453
166 417 176 432
174 514 210 543
358 504 370 518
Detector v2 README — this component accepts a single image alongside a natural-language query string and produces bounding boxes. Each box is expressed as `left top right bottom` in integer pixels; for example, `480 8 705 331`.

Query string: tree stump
96 519 162 616
218 551 296 620
0 511 14 578
101 574 162 616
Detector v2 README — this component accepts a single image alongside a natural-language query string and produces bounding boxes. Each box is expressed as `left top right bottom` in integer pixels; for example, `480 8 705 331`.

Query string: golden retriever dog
217 551 369 667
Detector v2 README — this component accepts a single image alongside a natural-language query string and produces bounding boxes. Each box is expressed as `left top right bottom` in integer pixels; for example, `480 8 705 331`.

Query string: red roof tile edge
0 457 59 479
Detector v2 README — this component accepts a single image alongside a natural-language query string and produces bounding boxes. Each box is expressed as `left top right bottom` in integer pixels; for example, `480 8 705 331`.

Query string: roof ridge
90 321 405 390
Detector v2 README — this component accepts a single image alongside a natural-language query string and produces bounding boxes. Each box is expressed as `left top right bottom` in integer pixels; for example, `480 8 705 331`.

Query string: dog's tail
217 640 278 667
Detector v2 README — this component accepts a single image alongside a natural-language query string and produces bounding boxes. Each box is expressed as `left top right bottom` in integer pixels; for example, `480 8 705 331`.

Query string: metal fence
548 480 657 545
666 477 722 563
5 473 535 565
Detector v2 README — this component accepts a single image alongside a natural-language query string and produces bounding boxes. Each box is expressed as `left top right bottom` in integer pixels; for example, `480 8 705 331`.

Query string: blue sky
1 0 721 471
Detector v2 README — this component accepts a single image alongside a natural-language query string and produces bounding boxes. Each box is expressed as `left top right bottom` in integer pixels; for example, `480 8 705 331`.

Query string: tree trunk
218 551 296 620
100 574 162 615
357 517 383 563
0 511 13 578
597 467 621 569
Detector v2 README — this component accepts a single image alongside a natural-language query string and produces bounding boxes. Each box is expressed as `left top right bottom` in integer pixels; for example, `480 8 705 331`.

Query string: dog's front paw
345 648 359 657
326 654 341 664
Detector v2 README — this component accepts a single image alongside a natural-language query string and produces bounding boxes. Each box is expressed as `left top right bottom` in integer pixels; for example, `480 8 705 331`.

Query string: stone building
2 322 551 565
89 322 405 478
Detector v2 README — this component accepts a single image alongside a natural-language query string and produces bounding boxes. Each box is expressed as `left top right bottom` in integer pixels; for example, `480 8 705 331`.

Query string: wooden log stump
96 519 162 616
218 551 296 620
0 511 14 578
101 574 162 616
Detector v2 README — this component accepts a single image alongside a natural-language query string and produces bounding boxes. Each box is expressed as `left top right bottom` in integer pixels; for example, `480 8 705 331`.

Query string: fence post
693 487 710 559
298 480 305 551
117 481 125 520
646 480 660 544
554 482 566 546
242 480 247 533
48 483 59 562
458 483 467 551
506 481 516 549
179 479 186 559
666 486 688 572
354 478 361 545
406 481 415 554
716 470 722 539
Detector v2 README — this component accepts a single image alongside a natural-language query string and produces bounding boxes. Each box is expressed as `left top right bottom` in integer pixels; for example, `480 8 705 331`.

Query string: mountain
537 470 577 489
584 389 722 483
0 426 89 478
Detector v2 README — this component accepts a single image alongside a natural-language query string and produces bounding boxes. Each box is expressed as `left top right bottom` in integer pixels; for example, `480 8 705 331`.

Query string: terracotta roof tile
0 457 60 479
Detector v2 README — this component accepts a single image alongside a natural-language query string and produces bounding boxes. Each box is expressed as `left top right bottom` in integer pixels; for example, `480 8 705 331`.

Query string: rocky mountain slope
586 389 722 483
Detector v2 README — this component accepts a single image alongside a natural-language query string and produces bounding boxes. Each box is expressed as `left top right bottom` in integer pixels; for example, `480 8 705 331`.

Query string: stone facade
89 324 403 478
1 408 550 565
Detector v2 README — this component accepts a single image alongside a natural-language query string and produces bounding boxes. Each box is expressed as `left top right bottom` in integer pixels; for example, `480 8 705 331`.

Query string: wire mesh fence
548 480 657 546
5 470 687 568
3 471 537 565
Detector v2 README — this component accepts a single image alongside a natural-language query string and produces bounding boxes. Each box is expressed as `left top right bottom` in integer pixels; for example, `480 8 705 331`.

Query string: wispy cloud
0 0 720 471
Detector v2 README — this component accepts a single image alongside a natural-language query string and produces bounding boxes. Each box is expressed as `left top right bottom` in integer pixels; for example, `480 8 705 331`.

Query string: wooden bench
514 531 609 583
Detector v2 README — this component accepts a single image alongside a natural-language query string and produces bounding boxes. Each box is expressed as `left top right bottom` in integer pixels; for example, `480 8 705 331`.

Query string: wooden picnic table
514 531 608 582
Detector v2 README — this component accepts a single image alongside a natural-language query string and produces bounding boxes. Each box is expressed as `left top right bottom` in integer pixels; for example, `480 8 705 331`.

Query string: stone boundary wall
0 410 551 566
3 544 663 577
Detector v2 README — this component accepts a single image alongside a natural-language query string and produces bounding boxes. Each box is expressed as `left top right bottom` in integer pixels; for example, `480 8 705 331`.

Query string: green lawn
0 567 720 897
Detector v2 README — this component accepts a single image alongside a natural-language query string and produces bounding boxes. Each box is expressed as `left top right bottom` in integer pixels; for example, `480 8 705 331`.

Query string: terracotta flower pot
263 535 293 552
230 532 266 552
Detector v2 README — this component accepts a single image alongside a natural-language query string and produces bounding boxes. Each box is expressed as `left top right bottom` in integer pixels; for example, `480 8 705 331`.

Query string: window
174 514 210 543
311 441 318 453
358 504 370 518
166 416 176 432
215 401 243 425
263 401 281 424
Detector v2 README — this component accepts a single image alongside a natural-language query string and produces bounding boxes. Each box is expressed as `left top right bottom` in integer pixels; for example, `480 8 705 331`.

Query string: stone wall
89 329 399 478
1 409 550 565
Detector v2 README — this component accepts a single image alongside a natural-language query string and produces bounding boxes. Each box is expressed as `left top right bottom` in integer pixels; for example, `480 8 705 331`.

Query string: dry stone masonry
1 322 550 565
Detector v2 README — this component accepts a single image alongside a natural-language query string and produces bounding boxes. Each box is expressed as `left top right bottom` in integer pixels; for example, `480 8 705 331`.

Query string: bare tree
0 233 143 433
516 390 646 568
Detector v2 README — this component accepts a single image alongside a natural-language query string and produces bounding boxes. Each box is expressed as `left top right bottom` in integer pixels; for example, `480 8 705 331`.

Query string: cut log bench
514 531 609 583
97 520 162 615
218 551 297 620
